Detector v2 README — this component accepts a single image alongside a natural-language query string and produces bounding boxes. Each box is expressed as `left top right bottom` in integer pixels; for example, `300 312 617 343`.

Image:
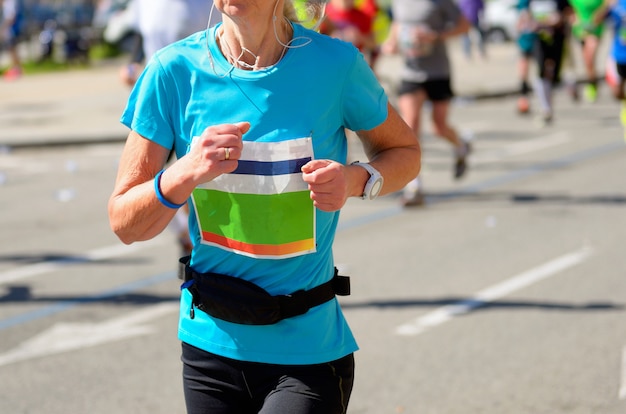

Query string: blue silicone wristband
154 169 186 209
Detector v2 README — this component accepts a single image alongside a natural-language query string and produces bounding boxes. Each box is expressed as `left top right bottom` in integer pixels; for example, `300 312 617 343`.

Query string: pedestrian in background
597 0 626 136
459 0 488 60
108 0 420 412
569 0 606 102
520 0 572 126
1 0 24 81
382 0 471 207
118 0 221 87
515 0 538 114
320 0 380 68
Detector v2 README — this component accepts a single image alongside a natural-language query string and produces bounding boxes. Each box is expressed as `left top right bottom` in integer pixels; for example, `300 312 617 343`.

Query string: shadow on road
0 285 178 305
0 253 150 266
341 297 624 312
425 190 626 206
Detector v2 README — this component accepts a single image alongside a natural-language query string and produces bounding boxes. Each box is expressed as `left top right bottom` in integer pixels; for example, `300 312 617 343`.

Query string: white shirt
2 0 18 22
127 0 221 59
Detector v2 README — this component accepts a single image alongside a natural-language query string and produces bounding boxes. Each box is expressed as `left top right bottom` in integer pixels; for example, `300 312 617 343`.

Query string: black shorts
181 342 355 414
533 33 566 83
4 26 23 47
617 63 626 80
398 78 455 102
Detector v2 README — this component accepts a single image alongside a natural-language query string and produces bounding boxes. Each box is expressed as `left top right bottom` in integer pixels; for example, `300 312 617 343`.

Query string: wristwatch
351 161 384 200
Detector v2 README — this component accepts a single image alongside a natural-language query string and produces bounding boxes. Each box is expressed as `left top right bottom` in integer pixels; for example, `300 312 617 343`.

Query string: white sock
403 177 422 197
533 78 552 114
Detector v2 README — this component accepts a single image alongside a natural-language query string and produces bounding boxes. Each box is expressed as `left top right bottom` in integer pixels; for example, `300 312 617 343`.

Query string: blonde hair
284 0 327 30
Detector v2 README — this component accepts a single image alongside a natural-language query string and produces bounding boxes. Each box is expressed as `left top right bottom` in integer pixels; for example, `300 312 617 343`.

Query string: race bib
398 24 434 58
529 0 557 23
191 137 316 259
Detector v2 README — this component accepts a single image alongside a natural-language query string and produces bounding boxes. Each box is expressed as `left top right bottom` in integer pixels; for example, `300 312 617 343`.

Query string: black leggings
617 62 626 79
533 33 566 84
181 342 355 414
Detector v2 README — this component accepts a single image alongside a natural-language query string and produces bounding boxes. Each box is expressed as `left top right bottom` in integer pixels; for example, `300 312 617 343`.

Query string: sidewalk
0 59 131 148
0 39 595 148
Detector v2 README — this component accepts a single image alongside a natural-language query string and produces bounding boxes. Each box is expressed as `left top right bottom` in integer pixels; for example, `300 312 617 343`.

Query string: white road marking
0 302 178 367
0 239 163 285
396 245 594 336
618 347 626 400
0 155 49 173
472 132 570 164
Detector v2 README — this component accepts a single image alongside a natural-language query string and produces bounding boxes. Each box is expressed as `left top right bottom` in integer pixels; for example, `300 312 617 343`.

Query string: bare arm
355 102 421 196
108 122 249 244
382 15 470 53
301 102 420 211
440 15 471 40
381 21 399 54
108 131 182 244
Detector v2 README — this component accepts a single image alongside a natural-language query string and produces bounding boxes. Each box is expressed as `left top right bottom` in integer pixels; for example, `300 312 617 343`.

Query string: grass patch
21 60 82 74
1 41 124 76
89 42 123 60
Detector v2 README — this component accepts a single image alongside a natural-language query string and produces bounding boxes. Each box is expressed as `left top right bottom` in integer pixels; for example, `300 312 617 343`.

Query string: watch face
370 178 383 199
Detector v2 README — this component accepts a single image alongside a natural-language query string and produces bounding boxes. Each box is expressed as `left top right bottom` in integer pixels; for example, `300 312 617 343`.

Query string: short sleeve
440 0 463 23
341 52 388 131
120 56 177 150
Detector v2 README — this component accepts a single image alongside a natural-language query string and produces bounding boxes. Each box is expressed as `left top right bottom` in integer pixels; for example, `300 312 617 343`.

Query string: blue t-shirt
609 0 626 64
121 23 388 364
2 0 24 38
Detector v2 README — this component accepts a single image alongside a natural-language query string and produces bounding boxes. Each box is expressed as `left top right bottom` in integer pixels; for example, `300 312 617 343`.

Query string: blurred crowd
1 0 624 193
0 0 620 97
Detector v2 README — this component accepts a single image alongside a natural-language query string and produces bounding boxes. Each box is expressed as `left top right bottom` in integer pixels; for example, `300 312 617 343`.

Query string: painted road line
0 239 163 285
0 141 619 330
618 347 626 400
395 245 594 336
0 271 176 332
0 302 179 367
339 140 624 231
472 132 569 164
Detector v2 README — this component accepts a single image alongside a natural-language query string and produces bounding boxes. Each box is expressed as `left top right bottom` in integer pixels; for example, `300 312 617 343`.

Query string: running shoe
454 141 471 179
400 191 425 207
3 66 22 81
541 111 553 127
517 96 530 114
619 100 626 140
568 83 580 102
583 84 597 103
400 178 425 207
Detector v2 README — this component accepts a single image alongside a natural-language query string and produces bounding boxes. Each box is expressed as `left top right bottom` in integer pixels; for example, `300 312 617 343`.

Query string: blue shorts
4 24 23 47
517 32 536 55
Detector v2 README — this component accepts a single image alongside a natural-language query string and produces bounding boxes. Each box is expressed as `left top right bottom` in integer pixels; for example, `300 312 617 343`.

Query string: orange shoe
517 96 530 114
3 67 22 81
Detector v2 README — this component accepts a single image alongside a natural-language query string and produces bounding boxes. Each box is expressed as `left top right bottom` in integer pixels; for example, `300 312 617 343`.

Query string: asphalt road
0 87 625 413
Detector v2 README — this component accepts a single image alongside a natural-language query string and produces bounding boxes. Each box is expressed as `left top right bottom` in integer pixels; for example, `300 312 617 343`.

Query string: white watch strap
351 161 383 200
